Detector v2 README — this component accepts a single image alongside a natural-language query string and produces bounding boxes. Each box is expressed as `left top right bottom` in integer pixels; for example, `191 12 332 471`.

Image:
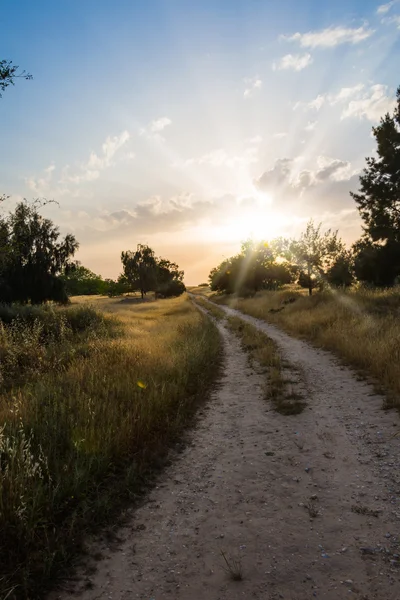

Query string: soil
50 302 400 600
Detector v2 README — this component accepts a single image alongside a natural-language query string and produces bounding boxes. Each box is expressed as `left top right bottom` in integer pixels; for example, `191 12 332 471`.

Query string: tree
325 251 355 288
0 201 78 304
61 263 108 296
0 60 32 98
290 220 343 295
121 245 157 299
155 258 185 297
350 85 400 286
209 239 295 295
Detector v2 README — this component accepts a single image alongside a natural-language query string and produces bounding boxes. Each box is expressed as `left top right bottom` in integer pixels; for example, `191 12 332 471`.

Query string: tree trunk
308 265 312 296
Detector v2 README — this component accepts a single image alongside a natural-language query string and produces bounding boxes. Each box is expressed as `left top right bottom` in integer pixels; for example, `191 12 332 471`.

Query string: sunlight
213 206 289 243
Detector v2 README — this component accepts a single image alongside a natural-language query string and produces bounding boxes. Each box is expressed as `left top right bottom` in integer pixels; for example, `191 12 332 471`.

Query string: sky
1 0 399 285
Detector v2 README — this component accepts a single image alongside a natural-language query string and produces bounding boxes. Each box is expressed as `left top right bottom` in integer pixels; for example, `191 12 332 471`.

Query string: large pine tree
351 86 400 243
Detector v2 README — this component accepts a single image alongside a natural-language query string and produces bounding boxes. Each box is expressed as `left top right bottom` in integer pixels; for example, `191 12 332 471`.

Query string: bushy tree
0 201 78 304
61 264 109 296
290 220 343 295
325 252 355 288
351 85 400 286
121 245 185 298
209 239 295 294
121 245 157 299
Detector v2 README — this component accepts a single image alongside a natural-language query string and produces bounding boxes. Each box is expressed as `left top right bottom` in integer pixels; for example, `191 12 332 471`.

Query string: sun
215 205 288 243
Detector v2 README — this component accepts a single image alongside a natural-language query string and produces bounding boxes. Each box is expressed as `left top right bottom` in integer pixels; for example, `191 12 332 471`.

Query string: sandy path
51 304 400 600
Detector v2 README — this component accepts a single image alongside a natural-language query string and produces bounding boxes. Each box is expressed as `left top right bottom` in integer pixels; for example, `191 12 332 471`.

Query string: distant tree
325 251 355 288
155 258 185 297
0 60 32 98
121 245 157 299
353 239 400 287
351 85 400 285
61 263 107 296
290 220 343 295
209 239 295 295
0 201 78 304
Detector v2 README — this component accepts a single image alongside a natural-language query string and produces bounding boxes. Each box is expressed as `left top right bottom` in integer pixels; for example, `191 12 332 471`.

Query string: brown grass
212 286 400 409
227 316 306 415
0 294 221 599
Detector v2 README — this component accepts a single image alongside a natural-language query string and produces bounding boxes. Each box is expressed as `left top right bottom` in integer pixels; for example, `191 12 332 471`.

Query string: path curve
51 304 400 600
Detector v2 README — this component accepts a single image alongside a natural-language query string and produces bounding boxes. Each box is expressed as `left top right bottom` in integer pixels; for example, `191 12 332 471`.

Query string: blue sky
1 0 399 283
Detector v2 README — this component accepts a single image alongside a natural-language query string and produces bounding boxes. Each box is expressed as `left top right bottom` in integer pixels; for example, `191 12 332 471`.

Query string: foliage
0 201 79 304
61 264 108 296
0 59 32 98
351 86 400 244
350 85 400 286
0 296 220 598
209 240 295 295
289 220 344 295
325 251 355 288
121 245 185 298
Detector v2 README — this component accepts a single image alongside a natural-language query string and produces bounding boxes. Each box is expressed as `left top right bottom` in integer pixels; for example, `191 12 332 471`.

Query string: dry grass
192 295 226 320
220 549 243 581
227 316 306 415
0 294 220 599
213 286 400 409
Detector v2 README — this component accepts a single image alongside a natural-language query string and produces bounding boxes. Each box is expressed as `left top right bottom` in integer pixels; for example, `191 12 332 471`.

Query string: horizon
1 0 400 285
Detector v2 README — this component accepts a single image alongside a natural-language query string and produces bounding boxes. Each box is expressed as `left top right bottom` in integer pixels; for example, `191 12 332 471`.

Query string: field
0 294 220 599
210 285 400 408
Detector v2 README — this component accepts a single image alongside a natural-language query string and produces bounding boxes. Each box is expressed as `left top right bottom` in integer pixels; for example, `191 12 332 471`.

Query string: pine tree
351 86 400 243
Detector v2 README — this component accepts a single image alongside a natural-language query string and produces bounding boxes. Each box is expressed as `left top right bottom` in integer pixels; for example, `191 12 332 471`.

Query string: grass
212 286 400 409
0 294 221 599
220 549 243 581
191 295 226 320
226 316 306 415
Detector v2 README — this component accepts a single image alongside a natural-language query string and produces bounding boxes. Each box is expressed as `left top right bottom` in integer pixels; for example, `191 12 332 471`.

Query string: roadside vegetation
212 287 400 408
227 316 306 415
0 294 220 599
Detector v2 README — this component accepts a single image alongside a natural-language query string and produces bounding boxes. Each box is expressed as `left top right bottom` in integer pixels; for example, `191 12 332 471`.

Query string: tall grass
212 287 400 407
0 295 220 599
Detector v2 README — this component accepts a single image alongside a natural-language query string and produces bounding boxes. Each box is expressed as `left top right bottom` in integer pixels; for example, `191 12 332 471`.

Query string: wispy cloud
244 77 262 98
282 25 374 48
86 131 130 172
382 14 400 27
272 132 287 139
149 117 172 133
273 53 313 71
140 117 172 141
176 146 259 169
295 83 366 112
304 120 317 131
341 84 396 121
377 0 398 14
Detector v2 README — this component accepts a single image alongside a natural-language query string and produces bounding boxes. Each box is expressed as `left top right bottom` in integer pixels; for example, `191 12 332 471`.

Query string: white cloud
377 1 398 14
272 132 287 139
282 25 374 48
341 84 396 121
86 131 130 171
246 135 263 144
309 94 326 110
382 14 400 27
330 83 365 103
305 120 317 131
26 164 56 194
177 146 259 169
273 53 313 71
244 77 262 98
149 117 172 133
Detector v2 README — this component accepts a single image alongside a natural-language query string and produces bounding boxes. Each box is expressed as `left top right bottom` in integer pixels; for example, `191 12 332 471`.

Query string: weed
220 549 243 581
227 316 306 415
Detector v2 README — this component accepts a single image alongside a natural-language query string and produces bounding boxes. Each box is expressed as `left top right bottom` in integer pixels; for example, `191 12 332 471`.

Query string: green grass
0 294 221 599
212 286 400 408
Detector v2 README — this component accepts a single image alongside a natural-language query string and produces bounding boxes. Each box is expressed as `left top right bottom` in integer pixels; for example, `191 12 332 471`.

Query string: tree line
210 85 400 295
0 199 185 303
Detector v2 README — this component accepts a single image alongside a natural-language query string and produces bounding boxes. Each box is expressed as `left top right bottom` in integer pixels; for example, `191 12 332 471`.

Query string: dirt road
52 303 400 600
